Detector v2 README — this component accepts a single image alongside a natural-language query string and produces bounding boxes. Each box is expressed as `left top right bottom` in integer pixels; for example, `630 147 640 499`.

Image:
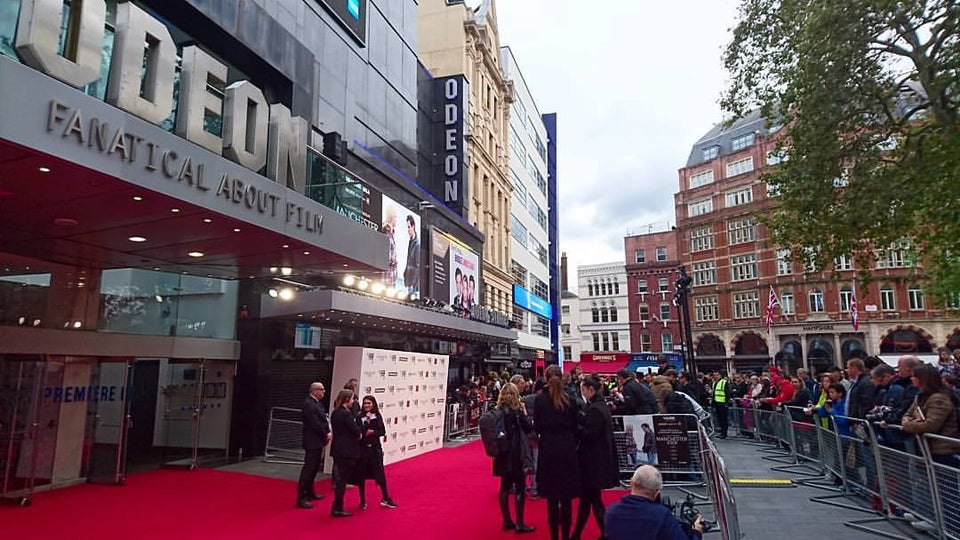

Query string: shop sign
16 1 324 234
43 385 123 403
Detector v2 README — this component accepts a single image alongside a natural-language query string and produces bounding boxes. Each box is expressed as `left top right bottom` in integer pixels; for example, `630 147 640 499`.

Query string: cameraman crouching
605 465 704 540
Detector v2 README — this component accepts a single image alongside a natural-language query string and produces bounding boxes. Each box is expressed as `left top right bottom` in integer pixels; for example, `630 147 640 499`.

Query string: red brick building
624 230 682 355
673 111 960 375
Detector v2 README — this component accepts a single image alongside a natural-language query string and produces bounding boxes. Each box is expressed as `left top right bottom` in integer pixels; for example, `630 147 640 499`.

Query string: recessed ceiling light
342 263 349 267
303 251 310 255
280 267 292 276
133 196 143 201
53 217 78 226
233 228 241 233
171 208 180 213
282 244 289 249
152 267 160 271
128 236 147 243
39 167 50 173
188 251 204 258
202 218 212 223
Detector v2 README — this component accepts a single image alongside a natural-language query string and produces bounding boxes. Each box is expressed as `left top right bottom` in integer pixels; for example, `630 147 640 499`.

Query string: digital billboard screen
381 194 421 299
512 284 553 320
430 229 480 309
315 0 367 44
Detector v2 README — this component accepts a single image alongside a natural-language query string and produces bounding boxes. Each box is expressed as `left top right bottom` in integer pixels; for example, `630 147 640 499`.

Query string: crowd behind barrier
727 402 960 539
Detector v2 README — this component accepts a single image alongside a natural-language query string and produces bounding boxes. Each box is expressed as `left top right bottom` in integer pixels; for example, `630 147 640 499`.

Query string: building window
808 288 825 313
600 283 607 296
876 240 910 269
767 149 788 165
639 305 650 321
725 157 754 177
592 333 600 350
689 169 715 188
835 254 853 271
702 146 719 161
562 305 570 315
613 281 620 295
694 296 719 322
731 133 755 151
534 169 547 195
562 346 572 361
592 308 600 323
656 247 667 262
601 333 610 351
611 333 620 350
730 254 758 281
661 333 673 352
690 226 714 252
839 287 854 312
659 304 671 321
725 187 754 208
733 290 760 319
635 249 646 263
659 278 669 292
692 261 717 286
908 285 924 311
600 308 609 323
561 324 570 335
727 218 756 245
511 215 528 245
776 249 793 275
637 280 648 293
880 285 896 311
687 198 714 217
639 333 652 352
781 291 795 315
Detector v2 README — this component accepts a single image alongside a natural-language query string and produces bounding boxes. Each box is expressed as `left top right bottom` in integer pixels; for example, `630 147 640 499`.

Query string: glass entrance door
157 359 204 469
84 360 130 484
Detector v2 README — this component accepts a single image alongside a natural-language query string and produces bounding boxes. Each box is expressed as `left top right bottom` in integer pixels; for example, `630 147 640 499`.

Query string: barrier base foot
844 516 918 540
810 492 877 514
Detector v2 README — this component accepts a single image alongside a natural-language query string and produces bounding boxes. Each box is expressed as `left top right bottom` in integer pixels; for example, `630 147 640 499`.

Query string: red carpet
1 441 627 539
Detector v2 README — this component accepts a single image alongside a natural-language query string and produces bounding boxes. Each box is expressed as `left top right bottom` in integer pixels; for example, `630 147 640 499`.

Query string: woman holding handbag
493 382 535 533
352 395 398 510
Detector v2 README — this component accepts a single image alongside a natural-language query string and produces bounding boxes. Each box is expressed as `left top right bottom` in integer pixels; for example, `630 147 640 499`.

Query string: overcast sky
496 0 739 284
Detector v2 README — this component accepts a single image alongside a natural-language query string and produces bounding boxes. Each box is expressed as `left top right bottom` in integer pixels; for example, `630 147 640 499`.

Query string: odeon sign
14 0 322 232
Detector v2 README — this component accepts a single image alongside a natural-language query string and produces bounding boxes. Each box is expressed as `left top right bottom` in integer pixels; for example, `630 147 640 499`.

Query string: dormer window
702 146 719 161
731 133 755 151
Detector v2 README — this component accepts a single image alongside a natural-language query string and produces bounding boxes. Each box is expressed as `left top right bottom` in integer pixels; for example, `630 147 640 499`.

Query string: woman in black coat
352 395 397 510
535 364 582 540
493 383 535 533
571 376 619 540
330 389 362 517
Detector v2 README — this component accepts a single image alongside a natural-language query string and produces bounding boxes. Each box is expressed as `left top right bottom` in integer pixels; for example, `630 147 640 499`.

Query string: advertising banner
430 228 479 309
381 194 421 298
653 415 692 469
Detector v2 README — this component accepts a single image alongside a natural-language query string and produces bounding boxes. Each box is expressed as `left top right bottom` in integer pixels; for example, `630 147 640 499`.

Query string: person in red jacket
760 366 796 407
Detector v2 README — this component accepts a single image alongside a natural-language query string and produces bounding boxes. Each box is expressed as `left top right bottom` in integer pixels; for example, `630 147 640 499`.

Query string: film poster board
653 415 691 470
430 228 480 310
327 347 448 472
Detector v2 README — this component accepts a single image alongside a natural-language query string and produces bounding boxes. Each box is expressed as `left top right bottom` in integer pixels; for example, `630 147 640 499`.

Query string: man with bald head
297 382 332 509
605 465 704 539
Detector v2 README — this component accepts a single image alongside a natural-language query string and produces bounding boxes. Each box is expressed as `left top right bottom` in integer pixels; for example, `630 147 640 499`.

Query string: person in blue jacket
605 465 704 540
816 383 850 436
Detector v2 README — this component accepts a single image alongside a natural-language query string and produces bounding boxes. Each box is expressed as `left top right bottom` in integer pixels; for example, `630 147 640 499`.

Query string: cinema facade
0 0 514 501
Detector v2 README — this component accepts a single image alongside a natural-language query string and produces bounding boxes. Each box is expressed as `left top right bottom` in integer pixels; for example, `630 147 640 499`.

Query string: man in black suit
297 382 331 509
615 368 657 415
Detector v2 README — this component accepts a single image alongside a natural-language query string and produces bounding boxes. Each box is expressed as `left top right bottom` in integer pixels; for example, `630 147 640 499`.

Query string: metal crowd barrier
611 413 740 540
262 407 308 465
443 400 490 441
730 403 960 540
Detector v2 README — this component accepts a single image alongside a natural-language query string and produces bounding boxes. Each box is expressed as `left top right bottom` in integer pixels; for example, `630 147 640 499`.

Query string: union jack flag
851 284 860 331
765 285 780 334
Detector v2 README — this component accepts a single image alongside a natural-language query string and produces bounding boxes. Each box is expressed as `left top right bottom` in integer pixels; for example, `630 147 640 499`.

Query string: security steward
712 372 729 439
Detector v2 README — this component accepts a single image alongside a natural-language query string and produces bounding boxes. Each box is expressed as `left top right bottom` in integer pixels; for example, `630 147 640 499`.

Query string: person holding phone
352 395 398 510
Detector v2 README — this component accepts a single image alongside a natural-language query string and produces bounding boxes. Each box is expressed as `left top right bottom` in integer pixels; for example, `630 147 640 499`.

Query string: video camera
661 493 716 535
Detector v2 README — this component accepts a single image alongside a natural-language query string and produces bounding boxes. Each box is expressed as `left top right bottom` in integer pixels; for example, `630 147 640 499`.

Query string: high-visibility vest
714 379 728 403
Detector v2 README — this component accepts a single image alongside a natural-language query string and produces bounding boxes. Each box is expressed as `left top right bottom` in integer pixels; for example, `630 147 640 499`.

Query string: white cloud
496 0 739 280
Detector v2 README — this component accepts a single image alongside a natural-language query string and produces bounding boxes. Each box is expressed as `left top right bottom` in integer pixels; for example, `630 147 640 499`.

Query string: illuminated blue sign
513 284 553 320
347 0 360 19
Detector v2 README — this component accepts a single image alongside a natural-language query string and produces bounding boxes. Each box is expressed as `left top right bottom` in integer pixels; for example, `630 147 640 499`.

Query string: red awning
563 360 626 374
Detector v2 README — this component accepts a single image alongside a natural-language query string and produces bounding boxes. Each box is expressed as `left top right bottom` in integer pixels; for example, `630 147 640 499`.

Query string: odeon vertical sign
435 75 469 217
12 0 319 226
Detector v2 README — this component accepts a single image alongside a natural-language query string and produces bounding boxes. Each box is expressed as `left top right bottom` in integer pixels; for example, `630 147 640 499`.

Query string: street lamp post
673 266 697 376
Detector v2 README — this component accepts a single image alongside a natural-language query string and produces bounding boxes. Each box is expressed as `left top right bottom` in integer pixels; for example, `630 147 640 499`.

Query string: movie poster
613 415 658 471
381 195 421 298
430 229 480 310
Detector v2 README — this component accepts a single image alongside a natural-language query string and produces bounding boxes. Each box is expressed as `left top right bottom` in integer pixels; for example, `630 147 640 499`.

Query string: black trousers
332 457 357 512
714 402 729 437
572 488 605 538
297 448 323 501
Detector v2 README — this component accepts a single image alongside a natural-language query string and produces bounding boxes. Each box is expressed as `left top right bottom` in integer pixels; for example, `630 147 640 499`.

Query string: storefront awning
261 288 517 342
563 360 626 375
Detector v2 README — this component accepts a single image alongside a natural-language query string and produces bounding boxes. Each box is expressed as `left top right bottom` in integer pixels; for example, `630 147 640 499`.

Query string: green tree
723 0 960 303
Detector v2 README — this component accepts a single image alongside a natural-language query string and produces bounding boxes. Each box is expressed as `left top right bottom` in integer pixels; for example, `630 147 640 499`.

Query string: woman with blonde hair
534 365 581 540
493 382 535 533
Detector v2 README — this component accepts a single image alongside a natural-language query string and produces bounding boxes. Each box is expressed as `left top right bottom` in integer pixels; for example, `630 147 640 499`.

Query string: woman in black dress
535 364 581 540
493 382 535 533
330 389 362 517
353 395 398 509
571 376 619 540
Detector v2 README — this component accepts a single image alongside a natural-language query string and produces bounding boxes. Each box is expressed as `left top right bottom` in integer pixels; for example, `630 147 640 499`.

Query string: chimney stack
560 252 568 292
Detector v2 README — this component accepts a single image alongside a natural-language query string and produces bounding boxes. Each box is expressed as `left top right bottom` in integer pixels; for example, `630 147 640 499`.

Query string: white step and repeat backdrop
328 347 449 468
